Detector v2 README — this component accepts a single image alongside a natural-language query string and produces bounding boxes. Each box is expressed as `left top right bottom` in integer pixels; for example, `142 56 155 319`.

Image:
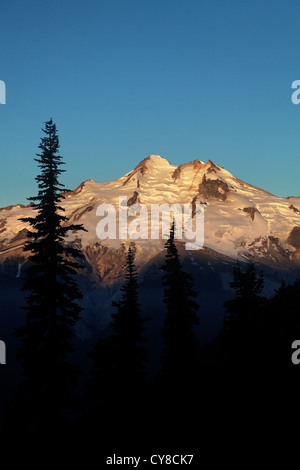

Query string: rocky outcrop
288 227 300 248
198 174 229 201
69 204 95 222
243 207 258 220
206 160 220 174
84 243 127 286
10 228 28 244
289 204 300 214
247 236 293 265
127 191 139 206
0 219 6 234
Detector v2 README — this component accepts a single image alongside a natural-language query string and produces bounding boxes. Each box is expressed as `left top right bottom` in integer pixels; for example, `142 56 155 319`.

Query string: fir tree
89 242 147 395
13 118 86 432
160 221 200 385
221 262 266 369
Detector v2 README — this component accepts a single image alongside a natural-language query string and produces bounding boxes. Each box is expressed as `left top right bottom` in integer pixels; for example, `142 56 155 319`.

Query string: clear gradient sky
1 0 300 207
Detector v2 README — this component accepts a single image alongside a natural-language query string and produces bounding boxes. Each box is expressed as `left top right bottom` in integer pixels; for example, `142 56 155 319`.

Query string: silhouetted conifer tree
89 242 147 397
221 262 266 370
160 221 200 385
12 118 86 433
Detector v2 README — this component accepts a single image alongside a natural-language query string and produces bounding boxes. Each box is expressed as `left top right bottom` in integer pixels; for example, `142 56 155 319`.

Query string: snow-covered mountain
1 154 300 270
1 154 300 342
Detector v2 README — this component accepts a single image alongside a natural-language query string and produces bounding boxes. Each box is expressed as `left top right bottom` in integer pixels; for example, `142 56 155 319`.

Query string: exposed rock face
84 243 127 286
243 207 258 220
0 219 7 234
288 227 300 248
247 235 293 264
127 191 139 206
287 227 300 262
10 228 28 244
206 160 220 174
198 174 229 201
69 205 95 222
289 204 300 214
74 205 94 221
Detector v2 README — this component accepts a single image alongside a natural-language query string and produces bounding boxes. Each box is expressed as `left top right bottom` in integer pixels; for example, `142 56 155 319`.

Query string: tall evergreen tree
160 221 200 385
13 118 86 431
89 242 147 394
221 262 266 369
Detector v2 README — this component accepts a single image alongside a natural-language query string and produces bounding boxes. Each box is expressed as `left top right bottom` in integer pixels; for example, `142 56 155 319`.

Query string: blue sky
1 0 300 207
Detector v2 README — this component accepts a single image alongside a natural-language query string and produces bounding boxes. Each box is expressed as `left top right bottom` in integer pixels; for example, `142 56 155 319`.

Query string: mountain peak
144 155 174 169
147 154 170 164
122 155 173 186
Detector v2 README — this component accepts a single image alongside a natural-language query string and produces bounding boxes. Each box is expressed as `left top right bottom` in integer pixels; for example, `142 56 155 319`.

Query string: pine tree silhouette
160 221 200 386
12 118 86 433
89 242 147 395
221 262 266 370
